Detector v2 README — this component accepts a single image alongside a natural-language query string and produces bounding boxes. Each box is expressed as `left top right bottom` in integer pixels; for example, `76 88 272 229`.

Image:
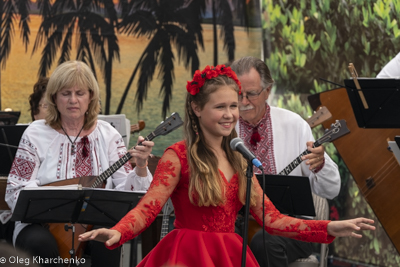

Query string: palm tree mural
115 0 205 118
32 0 119 114
207 0 251 66
0 0 30 109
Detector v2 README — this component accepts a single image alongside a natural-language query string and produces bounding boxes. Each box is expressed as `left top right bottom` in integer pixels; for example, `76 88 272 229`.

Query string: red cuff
313 158 325 173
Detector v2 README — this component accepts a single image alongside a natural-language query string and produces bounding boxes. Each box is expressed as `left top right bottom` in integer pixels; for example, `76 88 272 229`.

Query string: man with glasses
231 56 340 267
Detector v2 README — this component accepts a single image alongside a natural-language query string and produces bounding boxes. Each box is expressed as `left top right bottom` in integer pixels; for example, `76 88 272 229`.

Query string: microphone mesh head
230 137 243 151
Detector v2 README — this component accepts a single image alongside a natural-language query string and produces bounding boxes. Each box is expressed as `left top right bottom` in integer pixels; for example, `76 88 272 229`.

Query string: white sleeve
271 107 340 200
100 122 153 192
6 135 41 212
298 121 341 200
377 53 400 78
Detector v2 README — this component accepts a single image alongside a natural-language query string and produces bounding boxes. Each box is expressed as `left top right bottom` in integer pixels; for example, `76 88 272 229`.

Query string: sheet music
23 184 82 190
98 114 130 146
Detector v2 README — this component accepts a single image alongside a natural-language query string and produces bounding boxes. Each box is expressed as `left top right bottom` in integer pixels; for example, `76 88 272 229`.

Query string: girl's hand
78 228 122 247
327 218 375 238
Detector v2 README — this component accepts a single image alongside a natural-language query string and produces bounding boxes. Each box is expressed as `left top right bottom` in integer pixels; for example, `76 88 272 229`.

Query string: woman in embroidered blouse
79 65 375 267
6 60 154 267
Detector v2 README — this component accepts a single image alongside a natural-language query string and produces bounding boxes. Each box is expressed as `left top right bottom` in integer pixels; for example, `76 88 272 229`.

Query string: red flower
186 64 242 95
329 206 339 220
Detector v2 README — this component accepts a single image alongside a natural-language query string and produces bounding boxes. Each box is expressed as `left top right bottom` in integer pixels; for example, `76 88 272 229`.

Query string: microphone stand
241 162 253 267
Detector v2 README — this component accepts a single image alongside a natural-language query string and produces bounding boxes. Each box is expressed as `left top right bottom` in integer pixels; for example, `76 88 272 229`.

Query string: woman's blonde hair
45 61 100 129
184 75 257 207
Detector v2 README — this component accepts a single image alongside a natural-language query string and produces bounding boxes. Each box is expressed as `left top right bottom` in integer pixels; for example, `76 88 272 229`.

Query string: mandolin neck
91 134 155 188
92 152 132 188
278 141 321 176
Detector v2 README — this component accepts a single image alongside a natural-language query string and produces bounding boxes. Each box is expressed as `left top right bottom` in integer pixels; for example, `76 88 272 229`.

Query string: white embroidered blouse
5 119 152 243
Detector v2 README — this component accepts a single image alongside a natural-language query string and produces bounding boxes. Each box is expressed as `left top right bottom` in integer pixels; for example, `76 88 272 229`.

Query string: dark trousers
249 229 313 267
15 224 63 267
0 220 14 244
15 224 121 267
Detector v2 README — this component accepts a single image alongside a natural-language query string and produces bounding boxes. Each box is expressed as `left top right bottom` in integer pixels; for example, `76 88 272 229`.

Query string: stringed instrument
131 120 146 134
308 87 400 253
45 113 183 263
247 111 346 243
306 106 332 128
279 119 350 175
160 198 174 241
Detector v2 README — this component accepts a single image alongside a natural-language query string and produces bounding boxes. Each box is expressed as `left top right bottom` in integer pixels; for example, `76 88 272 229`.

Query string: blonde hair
184 75 257 207
45 61 100 130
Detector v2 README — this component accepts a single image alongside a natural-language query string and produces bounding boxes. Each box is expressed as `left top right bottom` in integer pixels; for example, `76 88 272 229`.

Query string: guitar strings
360 158 398 197
92 118 180 188
279 125 340 175
358 158 396 194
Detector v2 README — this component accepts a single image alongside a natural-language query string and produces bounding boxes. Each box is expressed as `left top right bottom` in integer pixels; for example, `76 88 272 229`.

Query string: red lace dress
108 141 335 267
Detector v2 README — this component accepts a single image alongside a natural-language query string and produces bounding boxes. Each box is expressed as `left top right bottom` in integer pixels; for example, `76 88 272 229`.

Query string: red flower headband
186 64 242 96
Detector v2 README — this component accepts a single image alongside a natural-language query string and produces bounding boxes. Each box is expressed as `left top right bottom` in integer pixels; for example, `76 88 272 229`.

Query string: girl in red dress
79 65 375 267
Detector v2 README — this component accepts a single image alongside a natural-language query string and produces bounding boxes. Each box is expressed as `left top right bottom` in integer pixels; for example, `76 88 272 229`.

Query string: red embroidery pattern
75 141 92 177
150 160 174 189
116 137 132 173
9 158 36 180
239 104 276 175
142 199 162 225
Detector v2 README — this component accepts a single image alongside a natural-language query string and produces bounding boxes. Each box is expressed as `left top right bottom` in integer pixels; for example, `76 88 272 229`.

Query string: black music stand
0 125 28 176
344 78 400 128
255 174 315 217
11 188 144 258
0 111 21 125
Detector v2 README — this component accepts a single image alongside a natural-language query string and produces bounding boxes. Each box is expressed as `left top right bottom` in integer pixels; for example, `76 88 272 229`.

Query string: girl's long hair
184 75 257 207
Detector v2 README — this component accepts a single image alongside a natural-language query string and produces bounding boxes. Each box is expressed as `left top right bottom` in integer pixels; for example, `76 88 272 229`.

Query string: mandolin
160 198 174 241
306 106 332 128
45 113 183 263
278 119 350 176
131 120 146 134
47 113 182 188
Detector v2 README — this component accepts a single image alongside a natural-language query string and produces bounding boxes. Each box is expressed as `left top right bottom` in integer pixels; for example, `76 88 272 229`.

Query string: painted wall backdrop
3 1 399 266
0 0 262 156
262 0 400 266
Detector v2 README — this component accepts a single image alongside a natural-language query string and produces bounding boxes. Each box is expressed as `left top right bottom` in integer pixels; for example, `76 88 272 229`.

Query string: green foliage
263 0 400 94
264 0 400 264
274 91 400 265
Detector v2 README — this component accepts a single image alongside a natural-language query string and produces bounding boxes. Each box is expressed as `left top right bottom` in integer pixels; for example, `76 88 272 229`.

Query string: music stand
255 174 315 217
11 188 144 258
0 125 29 176
344 78 400 128
0 111 21 125
11 188 144 225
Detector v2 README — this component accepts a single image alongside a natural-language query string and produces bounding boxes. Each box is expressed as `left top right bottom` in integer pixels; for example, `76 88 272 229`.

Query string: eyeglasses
39 103 48 109
238 88 266 101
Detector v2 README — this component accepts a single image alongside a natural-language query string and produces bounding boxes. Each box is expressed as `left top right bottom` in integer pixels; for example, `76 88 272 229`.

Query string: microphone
230 137 263 169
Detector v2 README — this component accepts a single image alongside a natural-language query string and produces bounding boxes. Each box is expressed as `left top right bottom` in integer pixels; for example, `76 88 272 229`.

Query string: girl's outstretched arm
327 218 375 238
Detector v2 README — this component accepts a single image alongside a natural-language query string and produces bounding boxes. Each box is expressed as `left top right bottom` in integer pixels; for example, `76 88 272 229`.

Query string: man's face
238 67 271 125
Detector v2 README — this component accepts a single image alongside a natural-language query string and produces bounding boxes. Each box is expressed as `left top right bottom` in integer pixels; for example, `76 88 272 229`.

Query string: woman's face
192 85 239 141
55 85 91 124
34 96 48 121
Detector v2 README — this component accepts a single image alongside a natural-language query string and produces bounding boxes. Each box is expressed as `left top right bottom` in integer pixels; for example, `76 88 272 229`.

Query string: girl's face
192 85 239 141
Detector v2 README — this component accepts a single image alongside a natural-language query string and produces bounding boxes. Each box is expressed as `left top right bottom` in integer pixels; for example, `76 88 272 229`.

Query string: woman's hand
78 228 121 247
327 218 375 238
128 136 155 176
